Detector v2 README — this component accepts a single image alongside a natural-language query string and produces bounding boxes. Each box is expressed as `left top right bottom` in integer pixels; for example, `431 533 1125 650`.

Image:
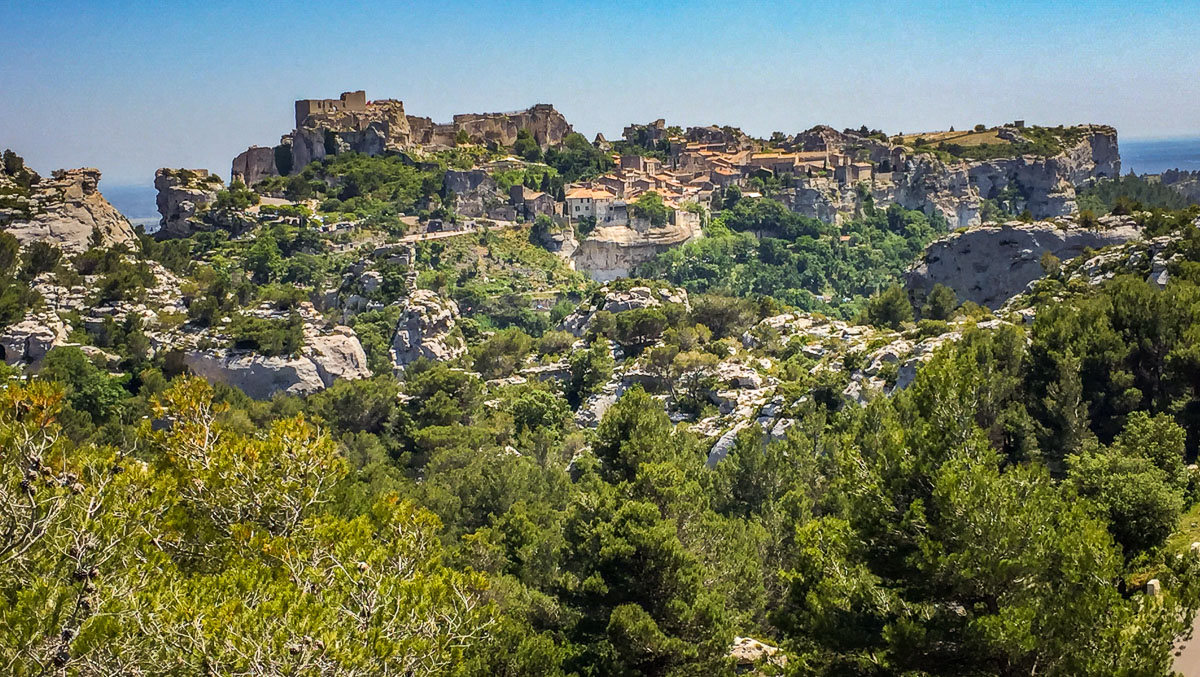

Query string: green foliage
512 128 542 163
641 199 944 316
862 284 913 329
631 191 670 227
566 339 614 406
1077 174 1195 214
921 283 958 321
472 327 533 379
21 240 63 278
227 312 303 356
213 180 261 211
542 132 613 183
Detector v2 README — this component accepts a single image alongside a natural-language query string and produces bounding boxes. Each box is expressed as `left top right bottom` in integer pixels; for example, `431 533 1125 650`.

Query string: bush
228 312 304 357
863 285 913 330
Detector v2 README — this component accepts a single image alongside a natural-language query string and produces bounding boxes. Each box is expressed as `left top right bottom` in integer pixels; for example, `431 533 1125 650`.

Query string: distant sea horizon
1120 136 1200 175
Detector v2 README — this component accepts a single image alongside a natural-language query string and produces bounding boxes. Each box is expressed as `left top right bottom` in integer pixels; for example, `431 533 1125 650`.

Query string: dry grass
896 129 1005 147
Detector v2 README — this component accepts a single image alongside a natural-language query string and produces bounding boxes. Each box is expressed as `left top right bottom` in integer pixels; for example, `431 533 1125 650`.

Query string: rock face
0 313 68 365
154 168 222 238
182 327 370 400
906 215 1142 308
290 99 412 170
559 285 690 336
572 214 704 281
230 146 279 187
780 126 1120 229
284 96 571 171
0 167 136 253
443 170 512 219
389 290 466 369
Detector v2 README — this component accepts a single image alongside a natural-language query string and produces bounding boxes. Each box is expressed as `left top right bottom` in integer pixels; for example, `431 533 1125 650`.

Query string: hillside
3 110 1200 674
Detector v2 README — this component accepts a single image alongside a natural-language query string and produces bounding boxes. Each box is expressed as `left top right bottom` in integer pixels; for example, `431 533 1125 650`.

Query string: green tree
863 284 913 329
921 283 958 321
632 191 670 227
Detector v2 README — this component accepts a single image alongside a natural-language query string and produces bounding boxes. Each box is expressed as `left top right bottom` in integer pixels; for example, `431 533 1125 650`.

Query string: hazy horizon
3 0 1199 185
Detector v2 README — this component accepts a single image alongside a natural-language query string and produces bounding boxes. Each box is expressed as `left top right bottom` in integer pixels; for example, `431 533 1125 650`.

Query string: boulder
0 315 66 365
906 216 1142 309
390 290 467 369
183 350 328 400
306 327 371 384
182 328 369 400
572 217 704 282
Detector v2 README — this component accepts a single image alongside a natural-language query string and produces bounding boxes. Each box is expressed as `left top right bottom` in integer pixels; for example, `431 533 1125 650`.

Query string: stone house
510 185 558 220
565 187 616 222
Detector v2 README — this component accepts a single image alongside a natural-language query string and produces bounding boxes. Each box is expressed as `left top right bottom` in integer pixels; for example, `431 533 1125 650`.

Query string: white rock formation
154 168 222 238
1 167 136 253
183 328 370 400
571 217 703 281
0 314 68 365
390 290 467 369
906 216 1142 309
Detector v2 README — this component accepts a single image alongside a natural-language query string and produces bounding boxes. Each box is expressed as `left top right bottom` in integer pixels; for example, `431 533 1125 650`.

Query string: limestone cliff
905 214 1141 309
571 213 704 282
265 95 572 173
182 326 370 400
390 290 467 369
291 99 412 169
0 164 136 253
231 145 280 186
782 126 1120 229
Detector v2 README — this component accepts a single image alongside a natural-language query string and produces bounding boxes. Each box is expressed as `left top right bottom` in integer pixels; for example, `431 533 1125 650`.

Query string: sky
2 0 1199 186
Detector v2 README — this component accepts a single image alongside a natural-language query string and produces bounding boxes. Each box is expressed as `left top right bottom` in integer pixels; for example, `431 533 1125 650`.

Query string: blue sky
2 0 1198 185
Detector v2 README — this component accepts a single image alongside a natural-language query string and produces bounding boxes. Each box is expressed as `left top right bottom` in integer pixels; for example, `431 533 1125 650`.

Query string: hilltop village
214 90 1123 281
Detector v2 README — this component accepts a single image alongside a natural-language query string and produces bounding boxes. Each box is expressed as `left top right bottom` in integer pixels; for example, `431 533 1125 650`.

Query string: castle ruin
294 90 368 128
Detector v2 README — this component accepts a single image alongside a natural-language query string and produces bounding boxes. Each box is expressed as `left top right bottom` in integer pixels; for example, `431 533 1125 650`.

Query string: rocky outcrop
231 146 279 187
906 215 1142 309
154 168 222 238
443 170 514 219
285 98 571 170
0 313 68 365
389 290 466 369
0 166 136 253
290 99 412 169
182 326 370 400
450 104 571 148
571 215 704 282
559 285 689 336
781 126 1120 229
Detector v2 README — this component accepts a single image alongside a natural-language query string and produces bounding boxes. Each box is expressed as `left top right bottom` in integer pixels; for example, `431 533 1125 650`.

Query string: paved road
1176 617 1200 676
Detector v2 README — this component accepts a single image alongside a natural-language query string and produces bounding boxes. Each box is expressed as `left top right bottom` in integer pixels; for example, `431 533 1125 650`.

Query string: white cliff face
1 168 137 253
781 126 1120 229
906 215 1142 309
231 146 279 187
571 216 703 282
182 326 370 400
390 289 467 369
0 313 68 365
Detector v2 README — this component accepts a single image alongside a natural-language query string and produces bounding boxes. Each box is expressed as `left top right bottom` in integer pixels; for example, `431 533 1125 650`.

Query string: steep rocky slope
781 126 1120 228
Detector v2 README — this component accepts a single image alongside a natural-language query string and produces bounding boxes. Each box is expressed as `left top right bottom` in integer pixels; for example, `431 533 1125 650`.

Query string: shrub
228 312 304 357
